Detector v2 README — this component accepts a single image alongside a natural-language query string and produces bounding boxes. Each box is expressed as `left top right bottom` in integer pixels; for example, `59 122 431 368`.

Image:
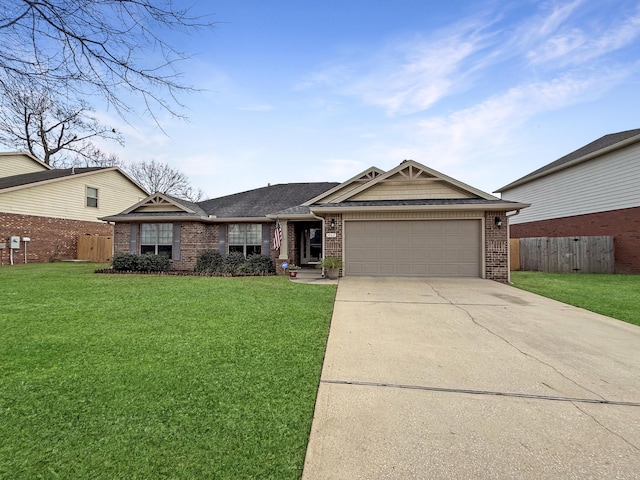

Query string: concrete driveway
302 277 640 479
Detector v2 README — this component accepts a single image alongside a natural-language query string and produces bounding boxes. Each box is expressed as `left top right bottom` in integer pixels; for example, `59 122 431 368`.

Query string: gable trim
330 160 499 203
302 166 385 206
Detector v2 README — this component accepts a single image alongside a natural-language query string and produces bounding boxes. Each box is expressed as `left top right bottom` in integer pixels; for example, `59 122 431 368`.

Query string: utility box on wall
10 236 21 249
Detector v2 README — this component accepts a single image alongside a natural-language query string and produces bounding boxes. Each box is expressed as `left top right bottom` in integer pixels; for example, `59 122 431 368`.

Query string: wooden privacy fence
77 235 113 263
510 236 614 273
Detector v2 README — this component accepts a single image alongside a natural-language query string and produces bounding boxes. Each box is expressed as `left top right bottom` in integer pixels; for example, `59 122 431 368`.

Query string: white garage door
345 220 481 277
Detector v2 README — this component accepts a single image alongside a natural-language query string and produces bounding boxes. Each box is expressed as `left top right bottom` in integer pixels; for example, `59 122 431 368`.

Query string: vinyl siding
0 170 147 222
503 144 640 224
1 153 49 177
352 180 474 201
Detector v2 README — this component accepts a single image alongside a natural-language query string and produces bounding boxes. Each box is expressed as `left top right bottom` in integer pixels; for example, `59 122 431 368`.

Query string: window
140 223 173 256
86 187 98 208
228 224 261 256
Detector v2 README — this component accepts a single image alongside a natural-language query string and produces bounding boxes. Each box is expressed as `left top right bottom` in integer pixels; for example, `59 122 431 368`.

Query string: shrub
112 253 138 271
221 251 246 275
194 250 224 273
136 253 170 272
111 252 170 272
244 254 275 275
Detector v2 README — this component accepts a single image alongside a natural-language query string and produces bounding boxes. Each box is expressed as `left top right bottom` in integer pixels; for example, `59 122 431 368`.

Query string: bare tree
0 77 123 166
0 0 212 122
127 159 205 202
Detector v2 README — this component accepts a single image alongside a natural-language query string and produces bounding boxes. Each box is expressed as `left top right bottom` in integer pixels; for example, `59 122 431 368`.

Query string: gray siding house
496 129 640 273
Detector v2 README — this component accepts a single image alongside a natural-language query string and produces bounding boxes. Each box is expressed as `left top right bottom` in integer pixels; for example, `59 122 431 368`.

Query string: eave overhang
309 202 529 214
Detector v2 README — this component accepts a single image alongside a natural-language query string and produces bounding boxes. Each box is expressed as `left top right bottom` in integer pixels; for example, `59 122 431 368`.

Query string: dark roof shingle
0 167 105 190
197 182 339 217
497 128 640 191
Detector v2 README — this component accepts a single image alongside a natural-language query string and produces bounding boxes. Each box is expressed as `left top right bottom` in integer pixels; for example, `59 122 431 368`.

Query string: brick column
485 211 509 283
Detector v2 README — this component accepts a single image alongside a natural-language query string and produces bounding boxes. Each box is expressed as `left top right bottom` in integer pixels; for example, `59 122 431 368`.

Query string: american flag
273 218 282 250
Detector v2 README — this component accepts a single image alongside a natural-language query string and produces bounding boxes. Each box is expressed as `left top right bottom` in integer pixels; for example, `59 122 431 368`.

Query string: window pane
86 187 98 207
245 224 261 244
246 245 261 256
141 224 156 244
157 245 172 257
229 245 244 253
228 224 243 244
157 224 173 244
140 245 156 254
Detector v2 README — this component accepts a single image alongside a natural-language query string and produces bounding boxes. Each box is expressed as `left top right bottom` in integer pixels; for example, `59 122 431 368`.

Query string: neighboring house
496 128 640 273
1 152 148 263
102 160 527 283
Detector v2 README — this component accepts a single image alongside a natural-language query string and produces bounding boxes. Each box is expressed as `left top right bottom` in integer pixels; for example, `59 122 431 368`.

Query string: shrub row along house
0 152 148 263
496 128 640 274
102 160 528 283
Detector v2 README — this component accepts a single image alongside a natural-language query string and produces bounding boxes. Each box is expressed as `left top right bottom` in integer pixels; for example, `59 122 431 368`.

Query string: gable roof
102 182 340 222
0 167 106 191
303 167 385 206
327 160 500 203
496 128 640 192
0 151 52 175
0 166 148 198
198 182 339 218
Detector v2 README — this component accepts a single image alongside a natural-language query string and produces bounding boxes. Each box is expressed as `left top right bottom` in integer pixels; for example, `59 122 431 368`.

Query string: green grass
511 271 640 326
0 263 337 479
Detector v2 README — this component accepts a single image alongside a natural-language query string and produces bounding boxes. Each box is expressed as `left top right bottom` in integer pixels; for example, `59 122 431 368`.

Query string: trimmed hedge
194 251 275 276
112 253 170 272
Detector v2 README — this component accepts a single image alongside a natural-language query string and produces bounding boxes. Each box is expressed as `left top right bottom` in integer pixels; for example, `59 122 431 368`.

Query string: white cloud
526 2 640 67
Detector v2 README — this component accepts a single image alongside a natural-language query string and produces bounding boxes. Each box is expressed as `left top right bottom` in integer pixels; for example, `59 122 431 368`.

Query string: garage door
345 220 481 277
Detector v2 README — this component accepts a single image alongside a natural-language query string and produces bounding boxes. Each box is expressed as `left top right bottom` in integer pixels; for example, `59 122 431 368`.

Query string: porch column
279 220 289 259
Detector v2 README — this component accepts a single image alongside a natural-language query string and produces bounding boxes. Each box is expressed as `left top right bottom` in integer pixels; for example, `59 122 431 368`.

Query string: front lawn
511 271 640 326
0 263 337 479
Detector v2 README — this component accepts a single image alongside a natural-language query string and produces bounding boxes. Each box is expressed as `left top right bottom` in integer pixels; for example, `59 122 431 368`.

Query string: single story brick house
102 160 528 282
1 152 148 263
496 129 640 273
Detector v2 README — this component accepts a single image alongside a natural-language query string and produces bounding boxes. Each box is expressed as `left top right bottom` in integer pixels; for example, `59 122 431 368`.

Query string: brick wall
510 206 640 274
114 222 220 271
173 222 219 270
323 214 342 258
0 212 113 264
485 211 509 283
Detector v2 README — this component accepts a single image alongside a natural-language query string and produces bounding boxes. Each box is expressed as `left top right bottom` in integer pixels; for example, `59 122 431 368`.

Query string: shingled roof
0 167 104 190
197 182 339 218
496 128 640 192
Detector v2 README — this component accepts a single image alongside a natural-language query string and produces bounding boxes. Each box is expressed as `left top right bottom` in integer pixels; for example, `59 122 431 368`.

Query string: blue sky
102 0 640 198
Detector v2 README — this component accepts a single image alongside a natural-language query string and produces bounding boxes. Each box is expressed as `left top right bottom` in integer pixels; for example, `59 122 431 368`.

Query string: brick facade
112 213 513 282
510 206 640 274
0 212 113 264
485 211 509 283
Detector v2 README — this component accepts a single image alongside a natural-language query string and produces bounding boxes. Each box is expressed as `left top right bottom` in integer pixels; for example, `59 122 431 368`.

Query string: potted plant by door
288 264 300 278
316 256 343 279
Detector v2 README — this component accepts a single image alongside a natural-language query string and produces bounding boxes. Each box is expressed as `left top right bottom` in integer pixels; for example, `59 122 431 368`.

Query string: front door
299 226 322 266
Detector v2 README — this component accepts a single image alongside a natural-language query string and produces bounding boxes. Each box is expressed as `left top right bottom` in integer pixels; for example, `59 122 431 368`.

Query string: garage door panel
345 220 481 277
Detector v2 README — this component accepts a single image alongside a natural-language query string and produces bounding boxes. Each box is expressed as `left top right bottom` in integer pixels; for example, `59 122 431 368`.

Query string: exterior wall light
330 218 336 229
494 216 502 228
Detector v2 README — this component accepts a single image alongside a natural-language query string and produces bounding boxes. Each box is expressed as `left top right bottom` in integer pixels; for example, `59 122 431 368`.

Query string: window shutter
218 224 227 255
172 223 181 261
129 224 138 253
262 223 271 255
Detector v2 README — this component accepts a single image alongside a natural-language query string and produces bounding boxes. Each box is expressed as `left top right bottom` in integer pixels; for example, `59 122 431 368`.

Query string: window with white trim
228 224 261 256
140 223 173 256
86 187 98 208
